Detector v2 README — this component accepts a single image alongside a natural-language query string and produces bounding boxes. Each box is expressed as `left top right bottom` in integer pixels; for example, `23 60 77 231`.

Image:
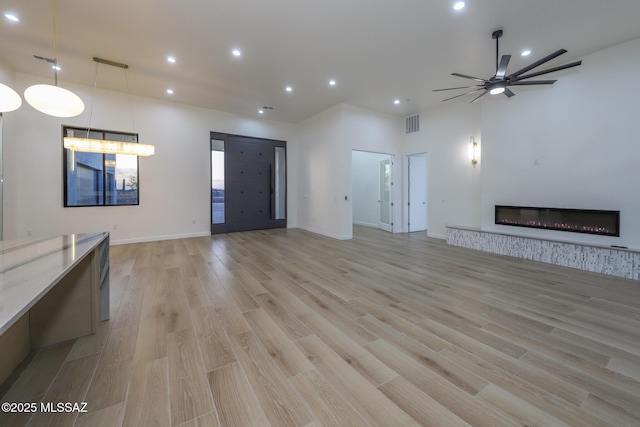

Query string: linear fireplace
495 205 620 237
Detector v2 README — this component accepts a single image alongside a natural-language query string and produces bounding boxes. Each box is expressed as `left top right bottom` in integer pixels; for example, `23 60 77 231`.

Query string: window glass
64 126 140 207
211 139 225 224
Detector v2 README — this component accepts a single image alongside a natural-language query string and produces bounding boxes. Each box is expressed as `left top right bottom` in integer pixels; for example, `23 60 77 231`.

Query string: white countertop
0 232 109 335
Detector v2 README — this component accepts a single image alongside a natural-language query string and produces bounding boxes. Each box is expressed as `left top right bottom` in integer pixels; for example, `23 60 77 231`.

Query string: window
63 126 140 207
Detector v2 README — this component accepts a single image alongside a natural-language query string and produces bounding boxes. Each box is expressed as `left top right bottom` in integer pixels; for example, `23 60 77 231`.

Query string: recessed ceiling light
232 49 242 57
521 49 531 57
258 109 264 114
453 2 465 11
4 13 19 22
52 65 61 71
166 89 174 95
285 86 293 92
167 56 176 63
329 79 336 86
394 99 401 105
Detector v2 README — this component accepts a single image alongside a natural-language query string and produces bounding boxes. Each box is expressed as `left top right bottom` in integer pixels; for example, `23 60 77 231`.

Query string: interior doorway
407 153 427 232
210 132 286 234
352 150 394 232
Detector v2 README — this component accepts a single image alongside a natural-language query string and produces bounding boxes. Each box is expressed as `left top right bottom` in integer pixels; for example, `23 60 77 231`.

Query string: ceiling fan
434 29 582 103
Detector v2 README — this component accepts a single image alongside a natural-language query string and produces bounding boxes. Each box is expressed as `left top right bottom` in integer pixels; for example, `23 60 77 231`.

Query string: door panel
378 158 393 232
211 132 286 234
408 154 427 232
228 161 271 182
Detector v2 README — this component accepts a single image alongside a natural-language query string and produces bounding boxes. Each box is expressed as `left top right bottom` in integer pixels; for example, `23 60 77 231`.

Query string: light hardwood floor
2 226 640 426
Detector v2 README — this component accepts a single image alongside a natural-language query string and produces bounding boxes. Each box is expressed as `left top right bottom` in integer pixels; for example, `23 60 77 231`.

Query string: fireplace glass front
495 205 620 236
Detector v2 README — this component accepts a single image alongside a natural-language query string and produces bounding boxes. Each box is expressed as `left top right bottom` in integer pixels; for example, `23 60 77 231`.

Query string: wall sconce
469 137 478 166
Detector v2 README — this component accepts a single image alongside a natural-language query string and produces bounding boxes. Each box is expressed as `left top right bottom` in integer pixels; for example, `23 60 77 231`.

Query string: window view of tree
63 126 140 207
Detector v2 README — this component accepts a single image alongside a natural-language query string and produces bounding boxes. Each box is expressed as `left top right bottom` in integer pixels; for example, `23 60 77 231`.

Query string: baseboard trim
295 225 352 241
111 231 211 246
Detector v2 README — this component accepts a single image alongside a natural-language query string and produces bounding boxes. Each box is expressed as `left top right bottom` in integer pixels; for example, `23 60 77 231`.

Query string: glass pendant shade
0 82 22 112
24 83 84 117
64 137 155 156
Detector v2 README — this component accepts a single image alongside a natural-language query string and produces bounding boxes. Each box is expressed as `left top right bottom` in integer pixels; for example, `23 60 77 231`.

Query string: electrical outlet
113 224 118 230
27 229 32 236
192 218 196 224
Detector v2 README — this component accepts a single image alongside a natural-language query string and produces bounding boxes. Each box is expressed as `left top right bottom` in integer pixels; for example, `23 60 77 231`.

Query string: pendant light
63 57 155 157
0 83 22 112
24 0 84 118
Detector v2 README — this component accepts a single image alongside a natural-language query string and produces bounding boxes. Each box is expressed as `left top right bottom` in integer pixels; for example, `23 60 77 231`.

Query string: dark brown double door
211 132 286 234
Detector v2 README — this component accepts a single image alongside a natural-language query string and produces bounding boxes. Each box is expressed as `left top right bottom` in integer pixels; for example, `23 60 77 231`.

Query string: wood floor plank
364 338 515 427
67 320 111 361
85 324 138 411
258 279 314 317
521 350 640 420
252 292 312 340
207 362 270 427
1 340 74 401
177 411 221 427
2 226 639 426
122 357 170 427
477 384 570 427
229 331 314 427
75 402 125 427
28 354 99 426
243 309 314 378
167 328 216 426
288 368 367 426
299 293 377 346
378 375 472 426
190 306 236 373
208 290 252 337
296 334 420 426
298 311 397 386
358 314 488 395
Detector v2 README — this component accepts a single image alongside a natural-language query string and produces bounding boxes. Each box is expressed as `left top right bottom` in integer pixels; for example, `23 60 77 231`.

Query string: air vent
405 114 420 134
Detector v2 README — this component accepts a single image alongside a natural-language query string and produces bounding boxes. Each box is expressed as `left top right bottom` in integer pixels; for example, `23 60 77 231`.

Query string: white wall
403 102 482 239
294 104 348 239
294 104 403 239
343 105 403 234
0 61 18 239
7 37 638 247
8 72 295 244
481 37 640 248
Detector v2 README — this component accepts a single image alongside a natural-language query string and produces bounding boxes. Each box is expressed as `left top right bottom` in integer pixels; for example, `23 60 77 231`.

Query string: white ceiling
2 0 640 123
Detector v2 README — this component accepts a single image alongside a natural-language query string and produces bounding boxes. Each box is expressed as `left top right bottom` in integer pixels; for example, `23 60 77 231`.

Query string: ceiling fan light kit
434 29 582 103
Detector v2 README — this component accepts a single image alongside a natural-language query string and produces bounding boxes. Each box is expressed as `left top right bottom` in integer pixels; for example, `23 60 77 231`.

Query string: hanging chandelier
23 0 84 118
0 83 22 112
63 57 155 157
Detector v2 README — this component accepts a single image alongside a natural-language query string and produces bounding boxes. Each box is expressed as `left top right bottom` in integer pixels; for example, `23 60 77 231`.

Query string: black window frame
63 125 141 207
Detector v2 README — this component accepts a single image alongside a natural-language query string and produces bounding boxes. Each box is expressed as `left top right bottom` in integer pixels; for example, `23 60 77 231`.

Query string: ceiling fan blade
433 85 483 92
511 80 557 85
496 55 511 78
470 90 489 103
511 61 582 81
441 88 485 102
451 73 488 83
504 88 515 98
508 49 567 78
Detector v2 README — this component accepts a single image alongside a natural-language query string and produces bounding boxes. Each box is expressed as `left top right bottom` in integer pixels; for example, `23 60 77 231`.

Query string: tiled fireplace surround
446 225 640 281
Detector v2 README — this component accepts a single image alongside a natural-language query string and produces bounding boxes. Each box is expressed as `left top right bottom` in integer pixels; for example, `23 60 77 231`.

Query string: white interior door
378 158 393 232
408 154 427 232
